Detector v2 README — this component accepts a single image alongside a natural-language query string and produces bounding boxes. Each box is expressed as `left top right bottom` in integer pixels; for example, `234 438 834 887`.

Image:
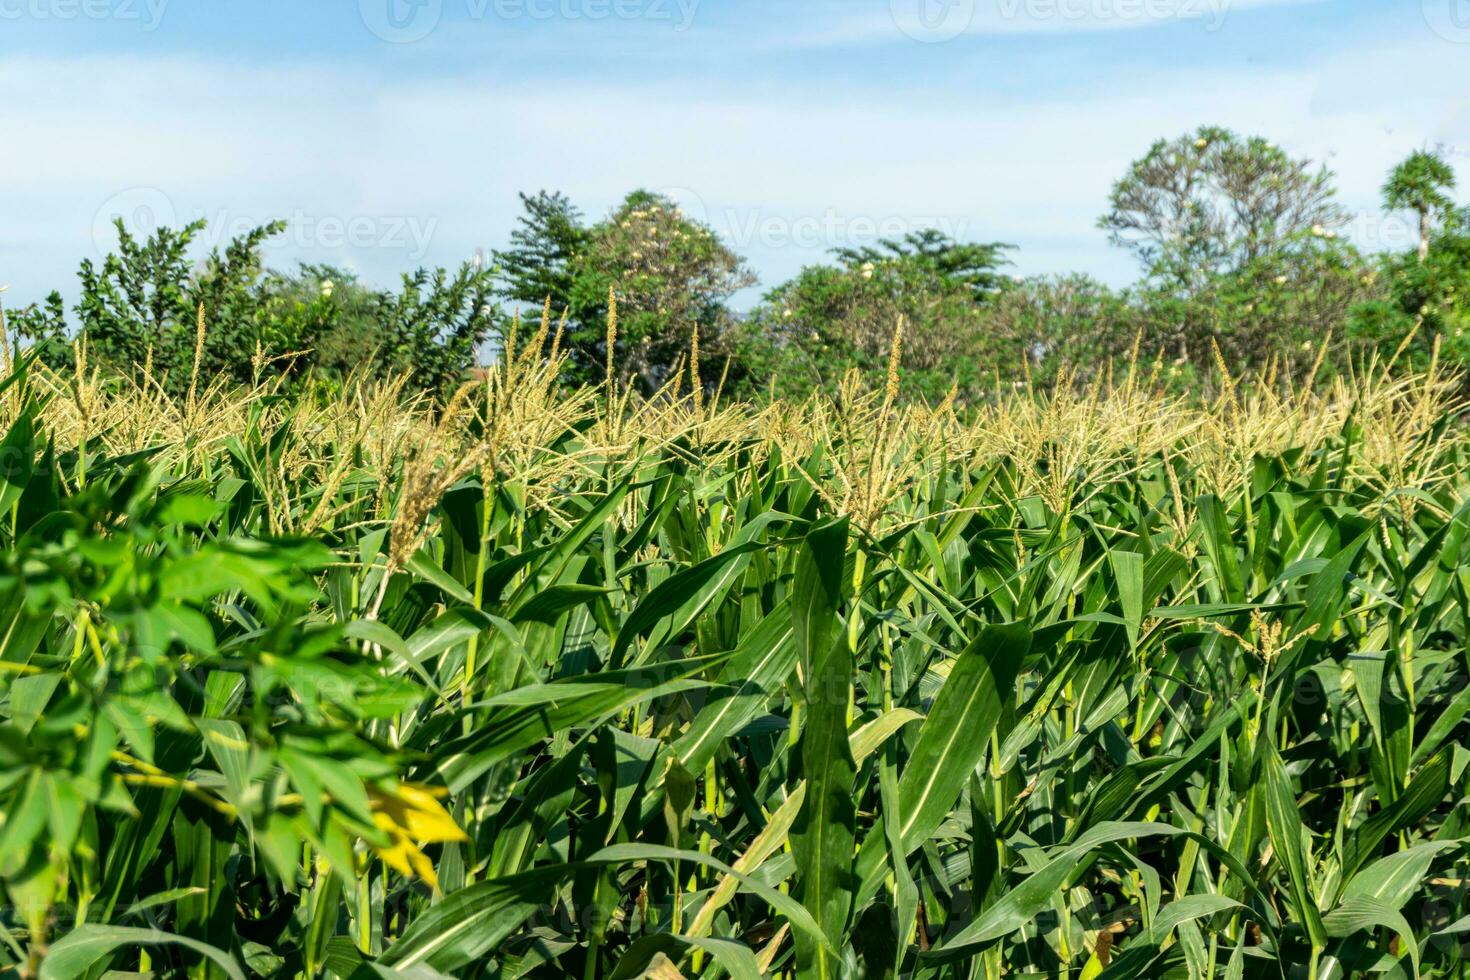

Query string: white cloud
2 18 1467 311
760 0 1330 50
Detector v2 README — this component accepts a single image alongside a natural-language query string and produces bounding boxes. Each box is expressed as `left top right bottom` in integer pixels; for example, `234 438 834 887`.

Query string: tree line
7 127 1468 401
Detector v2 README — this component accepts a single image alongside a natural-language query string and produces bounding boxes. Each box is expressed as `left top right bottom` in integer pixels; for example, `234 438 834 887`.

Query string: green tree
735 232 1014 402
569 190 755 392
5 291 69 370
1139 239 1377 373
377 264 500 395
71 218 288 388
1352 206 1470 372
1382 149 1458 263
255 264 383 380
834 229 1012 300
1101 126 1345 293
979 274 1135 384
493 190 588 316
495 190 753 391
11 219 499 396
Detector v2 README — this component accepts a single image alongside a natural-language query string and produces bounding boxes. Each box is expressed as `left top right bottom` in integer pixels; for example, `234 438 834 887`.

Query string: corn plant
0 332 1467 979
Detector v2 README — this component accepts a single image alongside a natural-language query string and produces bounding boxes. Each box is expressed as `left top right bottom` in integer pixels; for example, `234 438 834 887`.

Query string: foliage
1101 126 1347 293
734 231 1013 402
975 273 1137 384
1383 150 1459 261
1135 237 1380 373
568 191 755 392
1352 207 1470 375
493 191 588 318
61 218 291 385
0 327 1467 977
496 190 754 392
373 265 500 396
7 142 1462 409
254 265 387 382
4 292 68 369
738 233 1376 404
7 221 498 398
832 229 1014 301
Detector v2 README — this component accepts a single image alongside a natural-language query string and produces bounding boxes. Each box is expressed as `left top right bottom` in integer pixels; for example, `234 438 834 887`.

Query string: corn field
1 321 1469 979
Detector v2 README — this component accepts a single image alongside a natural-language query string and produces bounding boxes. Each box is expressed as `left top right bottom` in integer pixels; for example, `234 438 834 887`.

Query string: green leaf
610 518 786 668
672 598 796 773
789 518 856 979
380 866 569 972
1340 751 1451 887
433 657 722 793
855 622 1032 905
1110 549 1144 649
1323 896 1419 977
1147 894 1248 944
41 925 245 980
929 822 1268 961
0 403 37 514
1262 744 1327 950
590 843 837 957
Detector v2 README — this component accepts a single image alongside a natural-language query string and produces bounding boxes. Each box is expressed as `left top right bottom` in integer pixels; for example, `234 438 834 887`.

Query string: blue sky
4 0 1470 310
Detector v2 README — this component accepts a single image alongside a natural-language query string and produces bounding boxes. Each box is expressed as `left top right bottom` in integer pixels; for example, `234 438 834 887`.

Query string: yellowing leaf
366 782 468 892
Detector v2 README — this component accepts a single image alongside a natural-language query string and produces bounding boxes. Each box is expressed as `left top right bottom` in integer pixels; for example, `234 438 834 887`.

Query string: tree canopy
1100 125 1346 293
7 131 1467 403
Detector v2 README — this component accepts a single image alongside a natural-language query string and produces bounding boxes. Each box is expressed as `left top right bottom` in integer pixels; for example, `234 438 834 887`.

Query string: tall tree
736 231 1014 402
568 190 755 392
74 218 286 383
493 189 753 390
11 219 497 396
834 230 1013 300
1100 126 1345 292
493 191 588 315
1383 149 1458 262
377 264 500 395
